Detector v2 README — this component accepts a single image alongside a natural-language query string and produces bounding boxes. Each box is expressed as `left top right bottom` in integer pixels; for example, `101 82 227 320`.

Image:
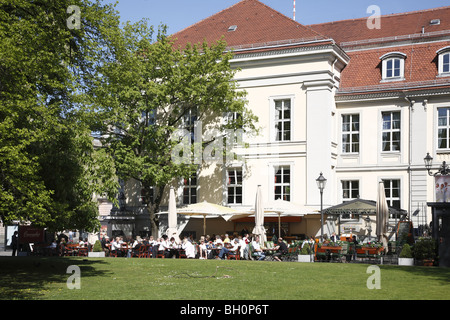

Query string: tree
0 0 119 231
88 21 257 236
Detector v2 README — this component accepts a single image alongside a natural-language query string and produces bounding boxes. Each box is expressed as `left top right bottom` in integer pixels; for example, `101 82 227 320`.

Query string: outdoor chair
77 247 88 257
227 246 240 260
365 247 383 264
337 242 349 262
314 244 327 262
286 244 299 262
132 245 146 258
156 250 165 258
178 249 187 259
355 245 367 262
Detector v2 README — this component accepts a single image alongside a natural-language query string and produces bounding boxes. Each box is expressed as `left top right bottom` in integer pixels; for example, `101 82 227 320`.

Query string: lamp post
424 152 450 176
316 172 327 242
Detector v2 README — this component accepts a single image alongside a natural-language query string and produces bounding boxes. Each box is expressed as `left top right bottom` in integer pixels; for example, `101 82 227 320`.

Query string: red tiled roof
308 6 450 45
339 41 450 90
171 0 326 49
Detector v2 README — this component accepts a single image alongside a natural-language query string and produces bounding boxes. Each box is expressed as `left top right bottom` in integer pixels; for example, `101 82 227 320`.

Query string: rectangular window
386 58 401 78
444 53 450 73
274 166 290 201
382 111 401 152
183 173 197 204
183 108 198 143
342 114 360 153
274 99 291 141
342 180 359 200
227 168 242 204
383 179 400 210
438 107 450 149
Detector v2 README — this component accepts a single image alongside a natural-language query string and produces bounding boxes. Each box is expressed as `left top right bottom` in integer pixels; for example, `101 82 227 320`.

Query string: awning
323 198 407 217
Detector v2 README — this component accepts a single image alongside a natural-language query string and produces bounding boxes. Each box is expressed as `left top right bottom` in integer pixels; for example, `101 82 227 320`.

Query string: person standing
11 231 18 256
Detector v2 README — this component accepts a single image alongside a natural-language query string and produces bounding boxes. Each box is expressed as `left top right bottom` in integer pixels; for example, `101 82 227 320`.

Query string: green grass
0 257 449 300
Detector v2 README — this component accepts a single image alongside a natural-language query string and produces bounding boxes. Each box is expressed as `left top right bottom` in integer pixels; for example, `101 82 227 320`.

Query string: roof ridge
254 0 327 39
171 0 246 38
171 0 327 45
308 5 450 27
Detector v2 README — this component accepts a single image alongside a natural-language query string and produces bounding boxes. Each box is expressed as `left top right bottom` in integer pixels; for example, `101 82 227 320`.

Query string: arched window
380 52 406 82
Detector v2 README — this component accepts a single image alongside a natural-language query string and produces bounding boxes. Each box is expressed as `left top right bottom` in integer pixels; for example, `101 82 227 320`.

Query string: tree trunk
145 184 165 237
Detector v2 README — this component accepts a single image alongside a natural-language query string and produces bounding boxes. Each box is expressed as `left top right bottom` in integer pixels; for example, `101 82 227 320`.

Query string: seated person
217 238 239 260
181 237 195 259
251 236 266 261
213 235 223 247
273 237 288 262
165 237 179 258
199 240 208 259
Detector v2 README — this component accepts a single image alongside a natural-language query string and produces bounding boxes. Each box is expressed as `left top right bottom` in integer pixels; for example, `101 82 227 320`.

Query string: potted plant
88 240 105 258
414 237 436 266
398 243 414 266
298 243 313 262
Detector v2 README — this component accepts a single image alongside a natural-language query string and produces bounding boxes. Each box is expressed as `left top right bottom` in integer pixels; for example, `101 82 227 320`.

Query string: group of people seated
101 232 286 260
102 235 196 258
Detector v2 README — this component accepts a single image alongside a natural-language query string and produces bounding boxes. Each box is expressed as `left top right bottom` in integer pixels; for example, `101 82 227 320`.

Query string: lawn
0 256 449 300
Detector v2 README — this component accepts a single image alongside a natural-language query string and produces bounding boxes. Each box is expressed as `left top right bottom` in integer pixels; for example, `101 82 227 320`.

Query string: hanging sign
435 176 450 202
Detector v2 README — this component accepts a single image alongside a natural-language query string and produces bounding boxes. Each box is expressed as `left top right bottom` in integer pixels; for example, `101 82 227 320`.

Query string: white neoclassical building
100 1 450 242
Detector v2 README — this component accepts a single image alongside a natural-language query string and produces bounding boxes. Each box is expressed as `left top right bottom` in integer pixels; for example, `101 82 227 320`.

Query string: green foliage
93 240 103 252
413 237 436 260
399 244 413 258
0 0 120 231
87 20 258 235
299 243 311 255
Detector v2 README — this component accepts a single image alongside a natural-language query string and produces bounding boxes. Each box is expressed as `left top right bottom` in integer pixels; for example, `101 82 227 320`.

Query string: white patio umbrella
376 181 389 251
252 185 266 245
177 201 240 236
166 187 179 241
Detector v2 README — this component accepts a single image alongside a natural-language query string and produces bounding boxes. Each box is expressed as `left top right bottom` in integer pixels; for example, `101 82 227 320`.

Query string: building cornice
336 81 450 102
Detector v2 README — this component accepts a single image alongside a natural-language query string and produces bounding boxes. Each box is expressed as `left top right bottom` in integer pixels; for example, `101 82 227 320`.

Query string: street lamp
316 172 327 242
424 152 450 176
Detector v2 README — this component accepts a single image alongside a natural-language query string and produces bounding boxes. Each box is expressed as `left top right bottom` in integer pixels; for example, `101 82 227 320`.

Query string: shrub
299 244 310 255
399 244 413 258
93 240 103 252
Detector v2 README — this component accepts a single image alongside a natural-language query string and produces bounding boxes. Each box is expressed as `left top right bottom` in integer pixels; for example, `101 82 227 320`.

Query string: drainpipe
404 95 414 221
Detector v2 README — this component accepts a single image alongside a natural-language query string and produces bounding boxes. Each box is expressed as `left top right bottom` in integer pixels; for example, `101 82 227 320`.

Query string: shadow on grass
0 257 112 300
392 264 450 285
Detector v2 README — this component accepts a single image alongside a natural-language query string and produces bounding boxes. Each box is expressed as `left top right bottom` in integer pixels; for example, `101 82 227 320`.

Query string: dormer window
437 47 450 76
380 52 406 82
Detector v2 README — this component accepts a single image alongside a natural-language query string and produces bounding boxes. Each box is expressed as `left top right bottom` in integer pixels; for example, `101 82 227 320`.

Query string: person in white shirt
199 240 208 259
238 236 247 259
214 235 223 247
110 237 122 257
181 237 195 259
217 238 239 259
251 236 266 261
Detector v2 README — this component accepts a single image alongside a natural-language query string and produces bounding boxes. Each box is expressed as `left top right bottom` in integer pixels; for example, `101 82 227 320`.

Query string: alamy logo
366 265 381 289
367 5 381 30
67 5 81 30
66 265 81 290
171 121 245 165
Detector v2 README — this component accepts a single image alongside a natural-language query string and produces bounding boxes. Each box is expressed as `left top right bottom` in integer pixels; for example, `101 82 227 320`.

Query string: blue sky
102 0 450 34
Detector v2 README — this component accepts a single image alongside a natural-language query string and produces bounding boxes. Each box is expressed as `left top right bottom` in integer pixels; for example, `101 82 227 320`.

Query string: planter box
88 251 105 258
398 257 414 266
298 254 313 263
